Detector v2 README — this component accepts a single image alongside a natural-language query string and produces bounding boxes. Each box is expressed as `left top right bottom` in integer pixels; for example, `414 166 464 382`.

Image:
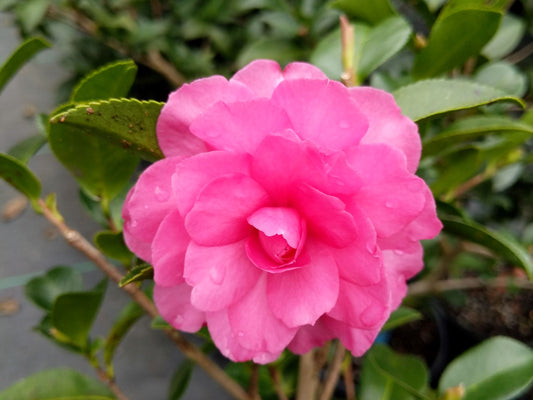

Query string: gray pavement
0 13 230 400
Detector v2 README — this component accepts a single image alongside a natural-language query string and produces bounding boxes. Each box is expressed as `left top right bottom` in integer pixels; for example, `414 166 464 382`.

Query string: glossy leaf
413 0 506 78
71 59 137 102
119 264 154 287
25 266 83 311
95 230 134 265
330 0 396 24
51 280 107 348
359 344 429 400
104 301 144 377
0 153 41 201
393 79 524 121
168 360 195 400
439 336 533 400
0 36 50 93
7 134 47 164
50 99 164 161
482 14 526 60
0 368 115 400
441 216 533 280
431 147 481 197
474 61 527 97
422 116 533 157
382 307 423 331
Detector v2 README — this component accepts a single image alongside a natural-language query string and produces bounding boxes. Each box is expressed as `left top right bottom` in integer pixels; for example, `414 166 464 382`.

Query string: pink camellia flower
123 60 442 363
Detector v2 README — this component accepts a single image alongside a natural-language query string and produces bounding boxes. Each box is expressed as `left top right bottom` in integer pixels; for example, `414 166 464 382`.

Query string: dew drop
393 249 404 255
385 201 395 208
209 267 225 284
339 120 350 129
154 186 170 202
175 314 184 324
131 220 138 228
237 331 244 337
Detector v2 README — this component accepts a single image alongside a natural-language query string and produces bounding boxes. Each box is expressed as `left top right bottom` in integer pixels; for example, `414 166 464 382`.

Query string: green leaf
330 0 396 24
382 307 423 331
492 163 523 192
357 16 412 80
423 0 447 12
0 153 41 201
50 99 164 161
237 39 304 69
359 344 430 400
482 14 526 60
439 336 533 400
473 61 527 97
25 266 83 311
71 60 137 102
168 360 195 400
48 109 140 205
0 36 50 94
430 147 482 196
119 264 154 287
51 280 107 348
151 315 172 330
441 216 533 280
15 0 51 33
422 116 533 157
393 79 524 121
413 0 506 78
0 368 115 400
95 230 133 265
104 301 144 377
7 134 47 164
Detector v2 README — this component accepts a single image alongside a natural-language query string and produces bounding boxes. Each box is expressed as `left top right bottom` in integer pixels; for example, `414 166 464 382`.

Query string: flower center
246 206 308 273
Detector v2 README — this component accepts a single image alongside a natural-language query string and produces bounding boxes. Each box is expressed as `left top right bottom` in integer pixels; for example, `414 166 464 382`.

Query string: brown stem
343 355 355 400
37 199 252 400
408 276 533 297
95 367 129 400
339 15 357 87
319 342 346 400
268 366 288 400
248 364 261 400
296 350 318 400
505 42 533 64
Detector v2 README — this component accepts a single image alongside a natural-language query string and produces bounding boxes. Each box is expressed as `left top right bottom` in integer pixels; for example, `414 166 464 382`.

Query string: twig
319 342 346 400
296 350 318 400
340 15 357 87
408 276 533 297
268 366 288 400
248 364 261 400
95 366 129 400
505 42 533 64
343 354 355 400
37 199 252 400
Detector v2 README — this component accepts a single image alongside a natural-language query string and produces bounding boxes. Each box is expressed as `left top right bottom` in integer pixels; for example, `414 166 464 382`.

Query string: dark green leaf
439 336 533 400
119 264 153 287
151 315 172 330
168 360 195 400
95 230 134 265
7 134 47 164
0 36 50 93
25 266 83 311
393 79 524 121
413 0 506 78
482 14 526 60
0 368 115 400
237 39 304 69
0 153 41 201
48 109 140 205
50 99 164 161
441 216 533 280
359 344 430 400
382 307 423 331
15 0 51 33
104 301 144 377
51 280 107 348
422 116 533 157
71 60 137 102
430 147 482 196
330 0 396 24
34 314 85 353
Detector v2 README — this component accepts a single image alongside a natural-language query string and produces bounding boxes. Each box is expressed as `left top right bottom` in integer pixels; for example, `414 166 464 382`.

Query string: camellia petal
154 284 205 333
185 174 271 246
349 86 421 173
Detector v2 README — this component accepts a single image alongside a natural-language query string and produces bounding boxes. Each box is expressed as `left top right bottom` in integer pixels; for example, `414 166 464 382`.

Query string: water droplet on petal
209 267 225 285
393 249 404 255
131 220 138 228
385 201 395 208
408 233 418 242
175 314 184 324
339 120 350 129
237 330 244 337
154 186 170 202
